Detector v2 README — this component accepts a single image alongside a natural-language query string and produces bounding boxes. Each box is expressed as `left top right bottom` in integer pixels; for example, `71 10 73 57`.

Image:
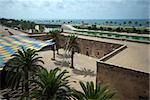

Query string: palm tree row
49 30 79 69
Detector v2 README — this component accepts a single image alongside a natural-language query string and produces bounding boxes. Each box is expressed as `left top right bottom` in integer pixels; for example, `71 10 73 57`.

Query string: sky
0 0 149 19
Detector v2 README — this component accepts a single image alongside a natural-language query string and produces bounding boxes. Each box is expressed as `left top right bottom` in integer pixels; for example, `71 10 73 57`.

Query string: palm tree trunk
56 49 59 54
56 42 59 55
71 50 74 69
25 69 29 92
52 44 55 60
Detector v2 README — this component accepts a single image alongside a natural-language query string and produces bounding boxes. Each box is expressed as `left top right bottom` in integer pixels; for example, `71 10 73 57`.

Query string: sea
32 19 150 27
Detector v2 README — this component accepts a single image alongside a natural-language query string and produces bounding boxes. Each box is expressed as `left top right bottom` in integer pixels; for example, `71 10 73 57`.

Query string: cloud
0 0 149 19
0 0 15 7
0 0 148 8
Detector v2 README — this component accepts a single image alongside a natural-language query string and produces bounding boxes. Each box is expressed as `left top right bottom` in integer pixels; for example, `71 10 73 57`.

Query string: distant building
35 25 40 31
14 27 18 30
43 24 62 33
7 21 12 23
44 27 60 33
28 29 32 33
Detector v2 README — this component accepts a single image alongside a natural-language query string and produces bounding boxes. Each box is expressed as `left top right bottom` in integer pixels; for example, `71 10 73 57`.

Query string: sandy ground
37 49 98 90
62 32 150 73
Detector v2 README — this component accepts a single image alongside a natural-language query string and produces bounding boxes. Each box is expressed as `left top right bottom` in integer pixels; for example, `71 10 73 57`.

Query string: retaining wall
59 36 122 59
96 61 149 100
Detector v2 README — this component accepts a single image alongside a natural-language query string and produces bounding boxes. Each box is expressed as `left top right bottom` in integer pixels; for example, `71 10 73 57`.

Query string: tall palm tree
139 24 142 27
135 21 138 26
49 29 61 60
128 21 132 26
114 22 117 25
30 68 72 100
105 21 108 25
146 21 149 25
110 21 113 25
72 81 115 100
123 21 126 25
65 34 80 69
4 47 44 93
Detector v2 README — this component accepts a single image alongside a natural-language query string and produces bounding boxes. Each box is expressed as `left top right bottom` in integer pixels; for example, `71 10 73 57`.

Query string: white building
35 25 39 31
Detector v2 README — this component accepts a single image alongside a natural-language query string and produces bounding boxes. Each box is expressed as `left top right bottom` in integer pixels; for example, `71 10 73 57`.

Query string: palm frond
4 47 44 93
30 68 72 99
73 81 115 100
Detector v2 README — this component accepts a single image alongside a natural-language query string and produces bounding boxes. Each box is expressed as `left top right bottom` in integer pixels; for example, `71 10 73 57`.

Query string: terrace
62 32 150 74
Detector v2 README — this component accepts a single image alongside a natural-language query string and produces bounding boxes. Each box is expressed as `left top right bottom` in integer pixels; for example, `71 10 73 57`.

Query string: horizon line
0 17 150 20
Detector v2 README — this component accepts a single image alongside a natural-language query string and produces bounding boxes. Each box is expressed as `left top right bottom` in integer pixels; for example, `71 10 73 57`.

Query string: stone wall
96 62 149 100
59 36 122 59
28 34 121 59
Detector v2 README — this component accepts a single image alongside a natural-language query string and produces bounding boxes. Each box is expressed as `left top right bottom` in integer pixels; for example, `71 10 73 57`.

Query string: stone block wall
59 36 121 59
29 34 121 59
96 62 149 100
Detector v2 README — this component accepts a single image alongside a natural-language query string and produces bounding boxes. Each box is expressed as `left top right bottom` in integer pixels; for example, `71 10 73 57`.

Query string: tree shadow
72 68 96 77
57 53 71 59
54 60 70 67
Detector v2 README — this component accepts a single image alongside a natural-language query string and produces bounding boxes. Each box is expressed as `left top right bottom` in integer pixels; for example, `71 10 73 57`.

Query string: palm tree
105 21 108 25
123 21 126 25
72 81 115 100
65 34 80 69
30 68 72 100
4 47 44 93
139 24 142 27
128 21 132 26
81 21 84 24
110 21 113 25
49 29 61 60
135 21 138 26
146 21 149 25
